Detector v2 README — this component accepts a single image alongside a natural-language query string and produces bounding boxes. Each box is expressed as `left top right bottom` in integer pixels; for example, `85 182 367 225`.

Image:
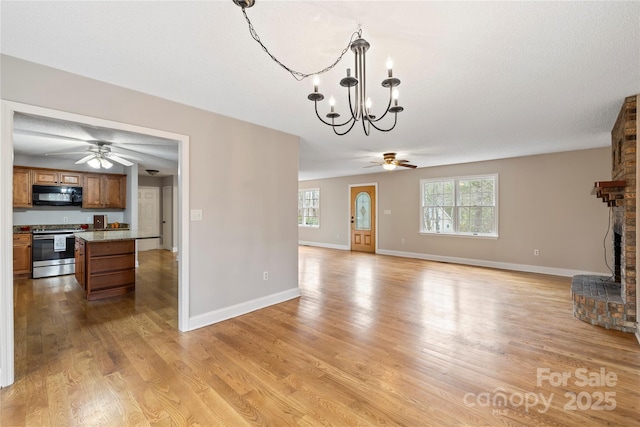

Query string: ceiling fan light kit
234 0 403 136
367 152 417 171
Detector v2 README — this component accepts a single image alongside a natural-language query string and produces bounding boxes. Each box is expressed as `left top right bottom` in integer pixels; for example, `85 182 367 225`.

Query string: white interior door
138 186 160 251
162 185 172 251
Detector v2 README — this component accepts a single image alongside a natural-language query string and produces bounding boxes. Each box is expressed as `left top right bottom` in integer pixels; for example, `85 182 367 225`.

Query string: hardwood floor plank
3 247 639 426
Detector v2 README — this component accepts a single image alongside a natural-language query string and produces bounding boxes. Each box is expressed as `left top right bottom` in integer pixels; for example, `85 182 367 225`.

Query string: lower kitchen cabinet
13 233 32 278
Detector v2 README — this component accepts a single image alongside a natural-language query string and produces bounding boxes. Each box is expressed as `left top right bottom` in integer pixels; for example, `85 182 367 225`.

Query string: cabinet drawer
88 240 134 257
89 254 135 274
89 270 135 291
13 234 32 244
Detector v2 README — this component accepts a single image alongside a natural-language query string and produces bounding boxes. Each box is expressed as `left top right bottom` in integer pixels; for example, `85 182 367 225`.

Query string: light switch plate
190 209 203 221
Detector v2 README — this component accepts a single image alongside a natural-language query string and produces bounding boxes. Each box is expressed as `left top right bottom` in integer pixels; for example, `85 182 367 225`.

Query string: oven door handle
33 234 74 240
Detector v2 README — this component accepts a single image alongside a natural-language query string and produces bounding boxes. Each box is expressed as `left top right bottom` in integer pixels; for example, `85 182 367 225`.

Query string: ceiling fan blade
396 159 410 163
45 151 92 156
75 154 96 164
398 163 418 169
364 164 383 168
109 152 143 161
107 154 134 166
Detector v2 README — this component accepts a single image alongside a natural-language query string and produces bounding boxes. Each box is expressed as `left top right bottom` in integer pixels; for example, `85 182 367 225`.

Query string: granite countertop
13 223 130 234
74 230 160 242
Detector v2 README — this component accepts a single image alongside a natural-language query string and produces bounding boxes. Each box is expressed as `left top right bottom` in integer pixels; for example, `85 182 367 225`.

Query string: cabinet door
104 175 126 208
13 234 32 276
75 237 86 289
33 170 60 185
59 172 82 186
83 174 103 208
13 168 32 208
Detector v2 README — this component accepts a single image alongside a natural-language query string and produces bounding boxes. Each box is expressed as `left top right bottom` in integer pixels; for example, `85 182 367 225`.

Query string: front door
350 185 376 253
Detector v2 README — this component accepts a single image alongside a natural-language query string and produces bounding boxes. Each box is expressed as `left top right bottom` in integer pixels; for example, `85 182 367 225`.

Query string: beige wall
2 55 300 319
300 148 611 275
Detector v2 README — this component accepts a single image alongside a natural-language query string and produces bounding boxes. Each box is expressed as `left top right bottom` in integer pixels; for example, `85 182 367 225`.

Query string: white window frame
298 188 320 228
420 174 498 237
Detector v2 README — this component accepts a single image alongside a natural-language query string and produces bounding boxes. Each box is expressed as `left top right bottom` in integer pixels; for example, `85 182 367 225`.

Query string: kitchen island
74 230 160 300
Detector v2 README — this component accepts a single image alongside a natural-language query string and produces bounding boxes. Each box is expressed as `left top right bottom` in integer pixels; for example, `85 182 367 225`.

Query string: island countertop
75 230 160 242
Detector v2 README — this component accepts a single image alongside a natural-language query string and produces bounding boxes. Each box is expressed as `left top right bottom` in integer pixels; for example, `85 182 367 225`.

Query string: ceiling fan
45 141 142 169
365 152 417 170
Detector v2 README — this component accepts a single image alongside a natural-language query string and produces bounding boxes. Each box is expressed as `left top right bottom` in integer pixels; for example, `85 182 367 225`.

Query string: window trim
420 174 498 237
298 188 320 228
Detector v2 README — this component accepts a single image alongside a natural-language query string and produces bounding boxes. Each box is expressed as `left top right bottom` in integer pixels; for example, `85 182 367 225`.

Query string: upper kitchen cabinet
13 167 32 208
33 169 83 186
83 173 127 209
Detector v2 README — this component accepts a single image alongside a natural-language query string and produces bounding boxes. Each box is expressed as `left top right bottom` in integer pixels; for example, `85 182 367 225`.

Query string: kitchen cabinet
83 173 127 209
13 167 32 208
74 237 86 289
33 169 82 186
13 233 32 278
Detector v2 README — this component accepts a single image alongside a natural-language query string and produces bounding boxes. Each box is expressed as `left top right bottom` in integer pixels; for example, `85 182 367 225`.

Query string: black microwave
32 185 83 206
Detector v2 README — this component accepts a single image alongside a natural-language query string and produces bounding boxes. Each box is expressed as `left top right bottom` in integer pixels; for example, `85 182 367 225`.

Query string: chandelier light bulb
386 56 394 78
329 96 336 113
313 75 320 93
393 89 399 100
365 97 372 110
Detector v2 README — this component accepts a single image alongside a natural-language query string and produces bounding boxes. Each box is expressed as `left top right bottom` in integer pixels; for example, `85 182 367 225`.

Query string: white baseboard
635 330 640 345
171 246 178 253
298 241 349 251
187 287 301 331
373 249 608 278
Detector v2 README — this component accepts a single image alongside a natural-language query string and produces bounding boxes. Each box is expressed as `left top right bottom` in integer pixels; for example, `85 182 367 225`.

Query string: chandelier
234 0 404 136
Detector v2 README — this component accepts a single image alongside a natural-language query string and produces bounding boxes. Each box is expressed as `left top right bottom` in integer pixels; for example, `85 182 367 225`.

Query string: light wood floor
2 247 639 426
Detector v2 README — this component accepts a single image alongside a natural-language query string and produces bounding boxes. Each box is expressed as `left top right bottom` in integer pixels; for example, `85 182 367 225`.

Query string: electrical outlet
263 271 269 281
63 217 68 223
401 238 405 244
534 249 540 256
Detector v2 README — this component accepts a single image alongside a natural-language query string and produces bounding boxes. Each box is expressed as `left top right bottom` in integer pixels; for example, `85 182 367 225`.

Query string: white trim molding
1 102 16 387
376 248 610 278
299 241 349 251
187 288 301 331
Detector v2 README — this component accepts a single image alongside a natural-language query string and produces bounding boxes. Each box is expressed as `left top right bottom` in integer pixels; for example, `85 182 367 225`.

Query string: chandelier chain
241 8 360 81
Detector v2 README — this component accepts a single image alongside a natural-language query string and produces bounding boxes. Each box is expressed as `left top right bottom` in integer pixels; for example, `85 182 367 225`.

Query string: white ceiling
2 1 639 180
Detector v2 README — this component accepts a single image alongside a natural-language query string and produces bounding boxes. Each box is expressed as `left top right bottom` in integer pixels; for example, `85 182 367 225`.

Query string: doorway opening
1 101 191 387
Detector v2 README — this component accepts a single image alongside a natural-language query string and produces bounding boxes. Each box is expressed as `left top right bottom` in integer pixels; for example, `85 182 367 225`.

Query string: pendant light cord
241 8 361 81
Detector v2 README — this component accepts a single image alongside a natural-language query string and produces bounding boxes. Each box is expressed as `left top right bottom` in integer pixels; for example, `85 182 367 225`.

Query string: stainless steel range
32 229 82 278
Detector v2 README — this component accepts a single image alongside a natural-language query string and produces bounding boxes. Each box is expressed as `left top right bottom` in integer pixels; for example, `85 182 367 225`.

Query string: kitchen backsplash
13 209 125 227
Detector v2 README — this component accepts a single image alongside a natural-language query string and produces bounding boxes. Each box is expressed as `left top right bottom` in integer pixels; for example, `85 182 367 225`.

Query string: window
421 175 497 237
298 188 320 227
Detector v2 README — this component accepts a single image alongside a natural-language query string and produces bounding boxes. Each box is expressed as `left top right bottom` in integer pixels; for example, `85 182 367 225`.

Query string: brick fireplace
572 95 637 333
